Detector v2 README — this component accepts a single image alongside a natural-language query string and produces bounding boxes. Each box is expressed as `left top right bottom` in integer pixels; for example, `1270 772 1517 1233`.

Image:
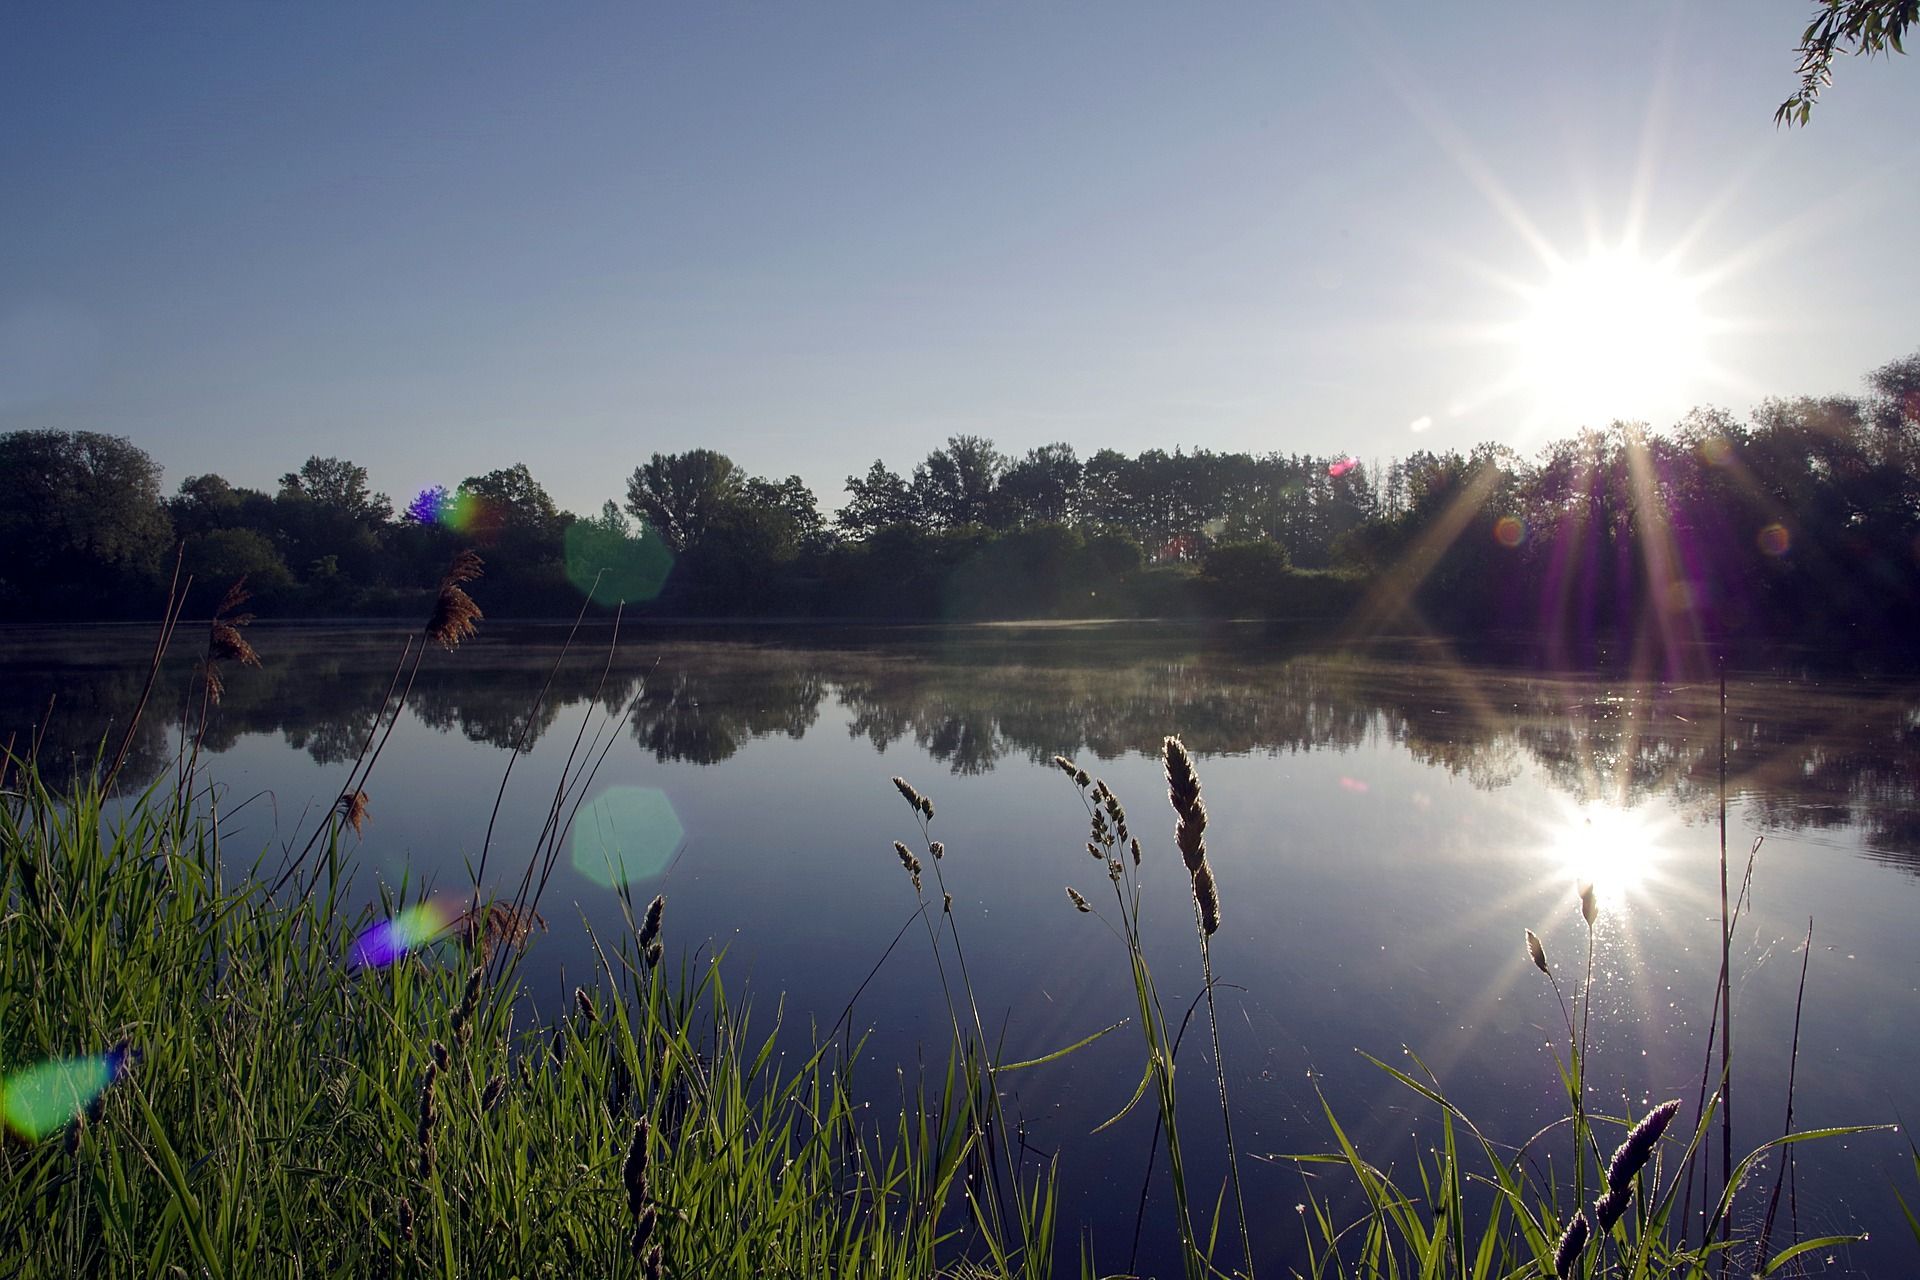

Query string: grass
0 750 1027 1277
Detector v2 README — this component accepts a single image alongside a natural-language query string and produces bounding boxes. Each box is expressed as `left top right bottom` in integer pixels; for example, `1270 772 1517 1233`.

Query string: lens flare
571 786 684 889
563 523 675 605
348 901 451 970
1698 437 1733 467
1 1044 137 1140
1493 515 1527 548
1328 458 1357 478
1756 523 1791 557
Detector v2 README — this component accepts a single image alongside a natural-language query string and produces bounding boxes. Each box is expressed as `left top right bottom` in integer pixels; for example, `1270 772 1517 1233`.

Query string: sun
1512 247 1709 429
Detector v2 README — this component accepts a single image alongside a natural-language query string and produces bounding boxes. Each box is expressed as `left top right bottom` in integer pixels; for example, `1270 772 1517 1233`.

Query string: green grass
0 753 1036 1278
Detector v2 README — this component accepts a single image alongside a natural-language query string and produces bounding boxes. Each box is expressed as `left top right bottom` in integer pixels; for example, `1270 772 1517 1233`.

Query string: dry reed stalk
105 544 188 793
1161 735 1249 1274
450 902 546 958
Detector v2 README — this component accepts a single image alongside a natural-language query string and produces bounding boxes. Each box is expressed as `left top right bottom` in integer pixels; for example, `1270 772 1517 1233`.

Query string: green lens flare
571 785 684 889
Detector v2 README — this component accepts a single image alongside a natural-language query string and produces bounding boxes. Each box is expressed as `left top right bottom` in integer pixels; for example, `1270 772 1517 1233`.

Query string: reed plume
201 577 260 703
339 788 370 837
425 551 484 650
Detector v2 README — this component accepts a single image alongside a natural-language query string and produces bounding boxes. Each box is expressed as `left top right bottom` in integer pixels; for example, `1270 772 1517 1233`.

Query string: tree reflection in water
3 623 1916 868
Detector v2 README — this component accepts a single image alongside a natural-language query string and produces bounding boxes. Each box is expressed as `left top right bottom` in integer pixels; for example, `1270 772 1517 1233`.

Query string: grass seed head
638 894 666 951
574 987 596 1024
1605 1099 1681 1198
1066 886 1092 913
1193 861 1221 936
624 1117 651 1216
891 776 922 810
480 1074 506 1113
1526 928 1549 975
1553 1212 1590 1279
1578 880 1598 927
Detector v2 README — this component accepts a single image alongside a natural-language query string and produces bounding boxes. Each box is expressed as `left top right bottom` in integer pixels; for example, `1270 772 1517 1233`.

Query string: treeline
1 351 1916 649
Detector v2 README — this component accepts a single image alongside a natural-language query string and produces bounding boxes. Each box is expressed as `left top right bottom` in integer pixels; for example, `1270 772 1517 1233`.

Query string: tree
837 460 920 537
739 475 827 557
0 431 174 613
624 449 745 552
998 443 1084 526
279 456 391 523
912 435 1006 529
457 463 562 541
1778 0 1916 124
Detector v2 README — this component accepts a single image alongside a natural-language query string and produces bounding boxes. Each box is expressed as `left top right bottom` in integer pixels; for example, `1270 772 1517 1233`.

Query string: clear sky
3 3 1916 517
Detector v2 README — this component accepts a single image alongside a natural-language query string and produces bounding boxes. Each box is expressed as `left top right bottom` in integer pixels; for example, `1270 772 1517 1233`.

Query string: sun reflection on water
1538 799 1674 911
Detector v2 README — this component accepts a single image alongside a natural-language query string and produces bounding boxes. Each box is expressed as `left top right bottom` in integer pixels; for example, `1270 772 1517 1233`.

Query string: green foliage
0 430 174 616
1778 0 1917 125
623 449 747 554
182 529 294 605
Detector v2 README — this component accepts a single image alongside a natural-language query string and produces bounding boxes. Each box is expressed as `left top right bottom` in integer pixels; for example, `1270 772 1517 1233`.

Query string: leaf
1091 1056 1154 1135
1760 1234 1867 1276
999 1018 1127 1072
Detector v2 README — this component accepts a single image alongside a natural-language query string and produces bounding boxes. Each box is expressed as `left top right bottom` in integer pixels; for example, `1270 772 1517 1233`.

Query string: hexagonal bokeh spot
564 521 675 605
571 785 684 889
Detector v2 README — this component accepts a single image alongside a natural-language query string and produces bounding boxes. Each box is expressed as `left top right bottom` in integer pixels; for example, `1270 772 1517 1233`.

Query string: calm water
6 622 1919 1275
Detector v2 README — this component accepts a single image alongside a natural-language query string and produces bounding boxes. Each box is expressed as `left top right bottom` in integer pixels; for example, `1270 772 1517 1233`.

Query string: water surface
5 622 1917 1275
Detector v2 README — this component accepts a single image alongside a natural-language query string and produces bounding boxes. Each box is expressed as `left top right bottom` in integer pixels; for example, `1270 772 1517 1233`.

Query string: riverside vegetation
0 561 1906 1277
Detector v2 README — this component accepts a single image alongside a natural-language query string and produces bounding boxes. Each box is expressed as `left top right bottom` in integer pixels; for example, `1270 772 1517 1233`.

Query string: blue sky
3 3 1916 517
